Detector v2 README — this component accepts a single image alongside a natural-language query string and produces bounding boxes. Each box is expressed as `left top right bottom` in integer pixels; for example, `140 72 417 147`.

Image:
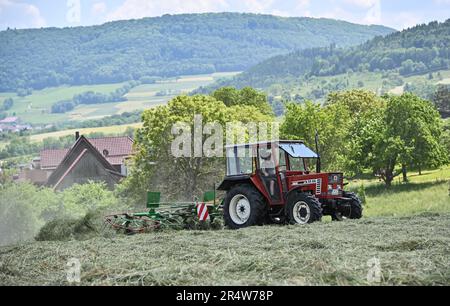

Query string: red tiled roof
0 117 18 124
88 136 133 165
40 149 69 169
88 136 133 157
39 136 133 169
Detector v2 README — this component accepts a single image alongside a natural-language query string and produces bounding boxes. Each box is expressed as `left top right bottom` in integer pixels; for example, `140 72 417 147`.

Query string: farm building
0 116 32 133
17 133 134 190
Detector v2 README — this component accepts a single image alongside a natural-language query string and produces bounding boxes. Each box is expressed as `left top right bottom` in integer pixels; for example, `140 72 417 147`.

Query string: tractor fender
285 188 314 202
217 175 252 191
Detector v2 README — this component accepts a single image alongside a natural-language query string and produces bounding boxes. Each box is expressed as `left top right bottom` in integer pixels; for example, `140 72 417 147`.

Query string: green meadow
0 72 239 125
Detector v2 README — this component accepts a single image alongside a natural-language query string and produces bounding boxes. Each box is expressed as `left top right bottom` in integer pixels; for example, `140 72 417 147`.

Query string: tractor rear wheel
286 193 322 225
223 184 267 229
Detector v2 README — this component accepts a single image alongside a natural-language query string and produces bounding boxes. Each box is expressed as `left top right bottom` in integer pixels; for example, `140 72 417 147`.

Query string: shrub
0 183 60 246
35 211 101 241
0 181 125 246
59 182 120 218
357 184 367 206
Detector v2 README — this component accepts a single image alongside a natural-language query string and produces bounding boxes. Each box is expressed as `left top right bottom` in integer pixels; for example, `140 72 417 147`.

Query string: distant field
120 72 239 112
1 83 128 124
29 123 143 142
278 69 450 100
0 72 239 125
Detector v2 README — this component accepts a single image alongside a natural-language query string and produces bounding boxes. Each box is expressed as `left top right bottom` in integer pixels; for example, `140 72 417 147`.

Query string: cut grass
0 213 448 285
0 157 447 286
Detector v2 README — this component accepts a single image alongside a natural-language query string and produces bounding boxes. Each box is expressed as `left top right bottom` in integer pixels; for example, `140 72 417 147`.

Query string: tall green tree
1 98 14 111
348 93 447 186
433 84 450 116
122 94 274 204
347 105 404 186
212 87 274 116
385 93 448 179
281 90 383 173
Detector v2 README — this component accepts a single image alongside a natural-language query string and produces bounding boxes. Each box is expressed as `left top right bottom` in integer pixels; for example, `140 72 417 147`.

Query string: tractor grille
328 174 343 196
316 178 322 195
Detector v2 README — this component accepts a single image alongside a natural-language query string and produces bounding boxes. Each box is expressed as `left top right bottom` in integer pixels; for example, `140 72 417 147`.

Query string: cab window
226 147 253 176
278 149 287 171
289 156 306 171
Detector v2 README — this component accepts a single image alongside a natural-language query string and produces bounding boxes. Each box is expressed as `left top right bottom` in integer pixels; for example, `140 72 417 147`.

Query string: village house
0 116 32 133
16 132 134 190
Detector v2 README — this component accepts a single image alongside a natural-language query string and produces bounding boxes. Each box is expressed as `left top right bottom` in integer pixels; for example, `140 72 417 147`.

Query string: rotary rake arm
104 191 221 234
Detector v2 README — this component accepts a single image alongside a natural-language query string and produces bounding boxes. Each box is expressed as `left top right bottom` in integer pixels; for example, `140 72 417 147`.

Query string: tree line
0 13 393 92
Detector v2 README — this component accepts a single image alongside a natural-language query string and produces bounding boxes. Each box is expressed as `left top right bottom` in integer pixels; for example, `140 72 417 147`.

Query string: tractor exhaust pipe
315 130 321 173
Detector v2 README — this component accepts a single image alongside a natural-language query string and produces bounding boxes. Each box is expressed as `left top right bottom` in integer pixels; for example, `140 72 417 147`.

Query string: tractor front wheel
286 193 322 225
223 185 267 229
332 192 363 220
345 192 363 219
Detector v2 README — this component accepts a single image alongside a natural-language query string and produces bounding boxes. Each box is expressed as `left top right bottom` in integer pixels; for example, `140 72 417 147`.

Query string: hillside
204 20 449 103
0 13 394 92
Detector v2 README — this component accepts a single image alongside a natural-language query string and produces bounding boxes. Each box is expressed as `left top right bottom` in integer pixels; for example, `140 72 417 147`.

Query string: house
0 117 32 133
0 116 19 125
17 133 134 190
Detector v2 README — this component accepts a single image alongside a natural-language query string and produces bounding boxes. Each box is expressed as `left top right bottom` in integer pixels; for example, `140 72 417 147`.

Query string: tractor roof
225 140 318 158
225 140 305 149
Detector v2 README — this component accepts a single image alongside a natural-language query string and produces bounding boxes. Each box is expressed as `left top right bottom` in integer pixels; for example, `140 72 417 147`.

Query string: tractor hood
279 143 318 158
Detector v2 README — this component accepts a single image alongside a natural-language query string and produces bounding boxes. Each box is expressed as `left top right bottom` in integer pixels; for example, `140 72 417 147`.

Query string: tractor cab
218 140 362 229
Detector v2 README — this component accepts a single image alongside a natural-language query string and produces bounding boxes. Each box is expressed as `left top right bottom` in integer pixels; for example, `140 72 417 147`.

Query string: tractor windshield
288 155 307 171
278 143 318 158
279 142 318 173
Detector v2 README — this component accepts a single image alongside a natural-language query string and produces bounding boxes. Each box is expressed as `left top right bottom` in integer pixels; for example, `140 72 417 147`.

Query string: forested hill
208 19 449 90
0 13 394 92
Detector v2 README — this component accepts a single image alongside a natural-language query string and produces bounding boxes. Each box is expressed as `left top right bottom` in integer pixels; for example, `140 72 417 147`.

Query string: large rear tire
223 185 267 229
286 193 322 225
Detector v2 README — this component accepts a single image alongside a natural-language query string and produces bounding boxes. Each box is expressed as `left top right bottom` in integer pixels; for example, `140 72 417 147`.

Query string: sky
0 0 449 31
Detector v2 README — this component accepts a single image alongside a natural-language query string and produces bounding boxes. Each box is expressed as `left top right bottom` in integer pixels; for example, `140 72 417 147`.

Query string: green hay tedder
104 190 222 234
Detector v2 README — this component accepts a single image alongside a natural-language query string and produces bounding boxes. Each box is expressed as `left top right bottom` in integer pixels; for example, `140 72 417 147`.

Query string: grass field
0 72 239 125
0 167 448 286
0 213 448 285
28 123 143 142
277 69 450 100
1 83 128 124
348 167 450 218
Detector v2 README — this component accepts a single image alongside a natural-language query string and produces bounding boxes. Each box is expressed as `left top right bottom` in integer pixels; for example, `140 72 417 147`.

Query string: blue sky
0 0 449 31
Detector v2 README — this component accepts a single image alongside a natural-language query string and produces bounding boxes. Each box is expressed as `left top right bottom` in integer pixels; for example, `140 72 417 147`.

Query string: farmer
259 148 276 196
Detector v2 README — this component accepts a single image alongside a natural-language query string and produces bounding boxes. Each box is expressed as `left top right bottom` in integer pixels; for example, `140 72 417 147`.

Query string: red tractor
217 140 362 229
